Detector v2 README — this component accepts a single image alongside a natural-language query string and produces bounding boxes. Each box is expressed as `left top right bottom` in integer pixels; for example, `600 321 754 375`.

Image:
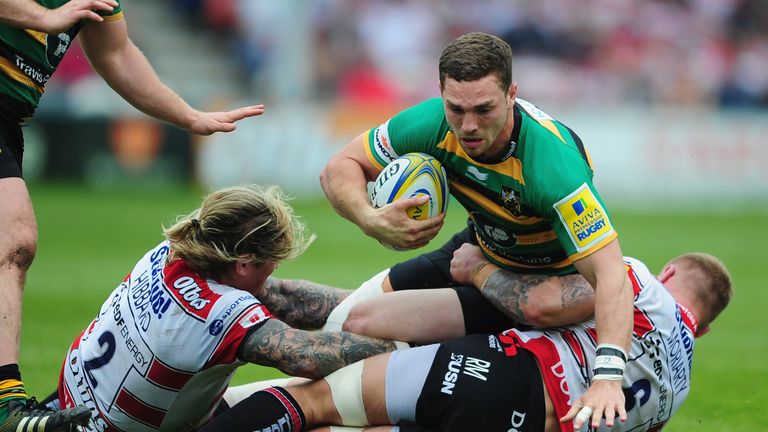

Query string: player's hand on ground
450 243 488 285
560 379 626 429
365 195 445 250
186 105 266 135
42 0 118 34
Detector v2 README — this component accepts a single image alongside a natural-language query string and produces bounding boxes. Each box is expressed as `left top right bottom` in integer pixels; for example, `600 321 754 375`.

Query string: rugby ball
369 153 449 220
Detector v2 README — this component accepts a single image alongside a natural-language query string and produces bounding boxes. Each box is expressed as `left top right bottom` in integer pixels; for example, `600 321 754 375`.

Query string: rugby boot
0 398 91 432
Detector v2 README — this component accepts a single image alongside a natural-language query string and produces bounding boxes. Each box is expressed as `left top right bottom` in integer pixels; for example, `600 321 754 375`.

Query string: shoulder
386 97 450 141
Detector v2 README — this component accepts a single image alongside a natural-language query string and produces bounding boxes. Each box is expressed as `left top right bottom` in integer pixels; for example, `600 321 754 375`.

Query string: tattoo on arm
482 271 595 326
481 270 550 324
559 275 595 312
258 277 349 330
238 319 397 379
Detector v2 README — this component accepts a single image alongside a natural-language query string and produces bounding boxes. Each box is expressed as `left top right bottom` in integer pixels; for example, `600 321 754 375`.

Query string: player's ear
658 264 676 284
508 82 518 102
234 260 250 277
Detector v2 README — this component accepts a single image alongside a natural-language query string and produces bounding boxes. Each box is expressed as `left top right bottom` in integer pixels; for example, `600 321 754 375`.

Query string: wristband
592 344 627 382
470 261 499 291
595 344 627 362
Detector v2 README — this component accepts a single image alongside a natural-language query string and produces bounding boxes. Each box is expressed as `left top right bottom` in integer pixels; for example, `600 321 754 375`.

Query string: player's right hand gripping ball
369 153 449 220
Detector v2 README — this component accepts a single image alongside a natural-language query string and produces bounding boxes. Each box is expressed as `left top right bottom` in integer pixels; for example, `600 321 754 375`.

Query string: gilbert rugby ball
369 153 449 220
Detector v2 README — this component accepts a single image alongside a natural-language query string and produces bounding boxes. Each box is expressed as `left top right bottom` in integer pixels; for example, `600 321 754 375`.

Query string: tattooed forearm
259 277 350 329
559 275 595 312
481 270 596 328
239 319 397 379
481 270 551 324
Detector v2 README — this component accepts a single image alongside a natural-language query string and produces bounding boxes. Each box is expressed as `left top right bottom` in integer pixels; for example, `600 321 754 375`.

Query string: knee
0 225 37 271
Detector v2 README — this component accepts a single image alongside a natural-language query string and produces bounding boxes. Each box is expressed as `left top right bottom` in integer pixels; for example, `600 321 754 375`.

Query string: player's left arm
258 277 349 330
564 238 633 429
79 18 263 135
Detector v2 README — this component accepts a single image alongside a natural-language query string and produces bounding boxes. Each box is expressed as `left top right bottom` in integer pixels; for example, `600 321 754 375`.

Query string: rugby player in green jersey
320 32 633 429
0 1 264 429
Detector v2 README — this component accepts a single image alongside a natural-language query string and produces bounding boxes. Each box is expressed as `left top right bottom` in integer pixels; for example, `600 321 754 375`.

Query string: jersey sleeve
524 131 617 260
363 98 451 170
204 299 273 368
99 0 124 20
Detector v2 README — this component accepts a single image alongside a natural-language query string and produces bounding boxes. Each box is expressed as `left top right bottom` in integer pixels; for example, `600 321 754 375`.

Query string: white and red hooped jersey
500 257 696 432
58 241 273 432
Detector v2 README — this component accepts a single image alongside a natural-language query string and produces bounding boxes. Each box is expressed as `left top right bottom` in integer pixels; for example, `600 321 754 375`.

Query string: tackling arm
481 271 594 327
237 319 398 379
258 277 349 330
450 243 595 327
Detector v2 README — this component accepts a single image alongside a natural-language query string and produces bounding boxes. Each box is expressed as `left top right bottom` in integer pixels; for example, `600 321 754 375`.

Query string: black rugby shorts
415 333 545 432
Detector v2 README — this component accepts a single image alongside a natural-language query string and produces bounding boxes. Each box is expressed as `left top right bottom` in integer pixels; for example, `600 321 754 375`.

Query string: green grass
20 183 767 431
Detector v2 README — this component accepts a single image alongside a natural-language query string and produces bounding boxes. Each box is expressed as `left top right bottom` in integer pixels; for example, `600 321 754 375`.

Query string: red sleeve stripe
205 304 273 368
147 358 195 391
115 389 166 429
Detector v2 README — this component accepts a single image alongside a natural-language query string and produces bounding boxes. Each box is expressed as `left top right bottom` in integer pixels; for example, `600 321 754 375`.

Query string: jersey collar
677 303 699 335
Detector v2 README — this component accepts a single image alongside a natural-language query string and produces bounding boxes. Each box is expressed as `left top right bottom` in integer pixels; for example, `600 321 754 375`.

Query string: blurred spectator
53 0 768 109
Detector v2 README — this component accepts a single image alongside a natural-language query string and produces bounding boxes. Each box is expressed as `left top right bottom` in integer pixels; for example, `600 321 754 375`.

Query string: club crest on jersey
554 183 614 252
501 185 523 217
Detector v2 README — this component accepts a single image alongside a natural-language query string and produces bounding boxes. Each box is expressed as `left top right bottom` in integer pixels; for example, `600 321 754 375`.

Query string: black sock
0 364 21 381
200 386 305 432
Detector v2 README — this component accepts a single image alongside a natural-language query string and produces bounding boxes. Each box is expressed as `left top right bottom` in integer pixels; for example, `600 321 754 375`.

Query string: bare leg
286 353 393 428
0 178 37 366
343 289 466 344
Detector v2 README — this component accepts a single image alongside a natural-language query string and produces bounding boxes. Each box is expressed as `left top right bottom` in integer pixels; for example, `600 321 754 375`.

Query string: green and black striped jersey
0 0 123 119
364 97 617 275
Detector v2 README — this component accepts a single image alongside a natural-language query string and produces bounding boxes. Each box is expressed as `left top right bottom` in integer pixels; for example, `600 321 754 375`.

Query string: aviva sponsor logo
466 166 489 182
555 183 613 251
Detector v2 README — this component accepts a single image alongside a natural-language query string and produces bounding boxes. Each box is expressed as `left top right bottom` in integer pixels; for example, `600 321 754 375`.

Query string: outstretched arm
238 319 398 379
79 18 263 135
0 0 117 33
258 277 349 330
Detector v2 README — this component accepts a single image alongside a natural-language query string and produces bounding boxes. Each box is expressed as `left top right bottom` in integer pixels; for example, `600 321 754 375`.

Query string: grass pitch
21 183 766 431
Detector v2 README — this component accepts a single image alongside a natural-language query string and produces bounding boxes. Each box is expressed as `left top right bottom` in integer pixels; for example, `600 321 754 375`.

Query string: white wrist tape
325 359 368 426
324 269 389 332
593 344 627 381
594 355 626 372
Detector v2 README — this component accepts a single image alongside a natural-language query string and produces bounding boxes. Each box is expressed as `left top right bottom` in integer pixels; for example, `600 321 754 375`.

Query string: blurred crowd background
43 0 768 109
24 0 768 203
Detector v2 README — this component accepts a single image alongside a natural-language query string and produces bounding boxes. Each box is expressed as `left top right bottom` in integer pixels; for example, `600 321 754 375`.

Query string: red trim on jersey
205 304 273 369
627 264 656 338
115 389 167 429
627 264 642 296
163 259 221 320
562 330 585 368
500 330 574 432
264 387 303 430
677 303 699 335
147 358 195 391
